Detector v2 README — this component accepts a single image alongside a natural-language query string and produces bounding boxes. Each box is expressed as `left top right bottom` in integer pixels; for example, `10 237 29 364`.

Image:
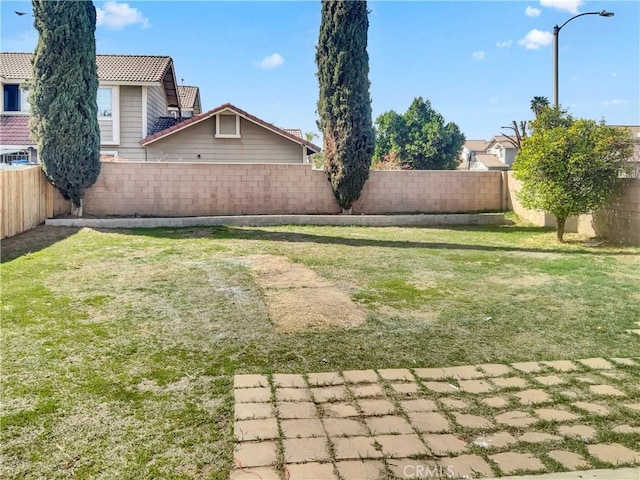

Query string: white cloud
471 51 485 61
518 29 553 49
96 2 150 29
496 40 513 48
602 99 627 107
255 53 284 69
526 6 542 17
540 0 583 14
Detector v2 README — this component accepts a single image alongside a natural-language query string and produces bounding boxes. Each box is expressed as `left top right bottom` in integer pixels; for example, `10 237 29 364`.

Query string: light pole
552 10 614 108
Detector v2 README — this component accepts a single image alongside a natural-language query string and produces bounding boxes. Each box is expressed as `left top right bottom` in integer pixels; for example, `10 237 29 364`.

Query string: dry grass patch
246 254 365 332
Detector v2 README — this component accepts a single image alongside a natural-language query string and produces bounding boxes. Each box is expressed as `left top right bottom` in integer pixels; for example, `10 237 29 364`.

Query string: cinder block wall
53 162 506 217
507 172 640 245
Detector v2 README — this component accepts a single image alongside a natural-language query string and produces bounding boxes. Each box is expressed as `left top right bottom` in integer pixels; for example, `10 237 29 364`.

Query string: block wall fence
53 162 506 217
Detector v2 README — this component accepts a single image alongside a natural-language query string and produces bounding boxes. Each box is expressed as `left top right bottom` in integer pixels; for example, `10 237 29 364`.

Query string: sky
1 0 639 142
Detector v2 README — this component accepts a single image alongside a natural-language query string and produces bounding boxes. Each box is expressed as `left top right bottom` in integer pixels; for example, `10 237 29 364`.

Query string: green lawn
1 223 639 479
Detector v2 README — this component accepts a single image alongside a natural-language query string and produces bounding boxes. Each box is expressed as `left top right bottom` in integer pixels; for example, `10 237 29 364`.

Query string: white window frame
215 113 241 139
1 83 30 114
99 85 120 145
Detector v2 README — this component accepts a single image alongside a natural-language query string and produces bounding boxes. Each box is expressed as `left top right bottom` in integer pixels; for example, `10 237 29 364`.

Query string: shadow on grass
1 225 82 263
120 225 638 256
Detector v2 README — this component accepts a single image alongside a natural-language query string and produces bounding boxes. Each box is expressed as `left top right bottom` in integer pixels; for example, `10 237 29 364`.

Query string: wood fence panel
0 166 51 239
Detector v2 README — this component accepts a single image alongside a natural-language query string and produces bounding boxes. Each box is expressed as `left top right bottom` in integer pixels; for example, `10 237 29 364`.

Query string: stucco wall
53 162 506 217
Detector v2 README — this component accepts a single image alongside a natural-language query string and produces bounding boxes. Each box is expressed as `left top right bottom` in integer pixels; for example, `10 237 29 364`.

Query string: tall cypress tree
30 0 100 213
316 0 374 213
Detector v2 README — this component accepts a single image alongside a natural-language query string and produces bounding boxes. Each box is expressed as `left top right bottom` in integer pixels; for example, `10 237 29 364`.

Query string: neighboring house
611 125 640 178
168 85 202 118
458 136 516 171
0 115 36 164
1 52 181 162
140 103 321 163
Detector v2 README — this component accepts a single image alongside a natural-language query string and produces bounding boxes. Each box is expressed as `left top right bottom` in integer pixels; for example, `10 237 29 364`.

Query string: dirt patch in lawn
246 255 365 333
488 273 559 287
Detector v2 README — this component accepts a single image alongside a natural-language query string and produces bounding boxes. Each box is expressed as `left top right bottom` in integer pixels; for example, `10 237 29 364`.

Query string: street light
552 10 614 108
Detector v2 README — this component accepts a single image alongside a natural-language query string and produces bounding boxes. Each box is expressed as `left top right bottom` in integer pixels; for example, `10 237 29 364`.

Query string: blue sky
1 0 638 141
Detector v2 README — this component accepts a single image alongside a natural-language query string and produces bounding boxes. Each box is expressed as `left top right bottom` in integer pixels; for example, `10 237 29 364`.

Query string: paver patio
231 357 640 479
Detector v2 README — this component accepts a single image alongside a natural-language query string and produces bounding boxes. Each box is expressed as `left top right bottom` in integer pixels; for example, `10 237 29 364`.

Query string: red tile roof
177 86 199 110
0 116 34 146
139 103 321 153
284 129 303 139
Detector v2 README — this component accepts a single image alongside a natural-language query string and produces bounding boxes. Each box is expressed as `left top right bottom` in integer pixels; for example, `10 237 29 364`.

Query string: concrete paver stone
458 379 493 394
490 452 546 474
357 399 396 416
343 369 378 384
280 418 325 438
230 467 281 480
310 386 348 402
453 412 493 429
587 443 640 465
518 432 562 443
377 368 414 382
492 376 529 389
558 424 597 441
424 381 460 393
234 441 278 468
350 384 384 398
400 398 438 412
610 357 636 366
441 365 485 379
547 450 590 470
571 401 610 416
306 372 344 386
535 375 565 386
375 433 429 457
622 403 640 412
391 383 419 394
387 459 440 479
234 374 269 389
422 433 468 455
323 418 368 437
336 460 386 480
438 454 494 478
408 411 451 433
589 384 625 397
235 418 279 441
511 362 543 373
276 388 311 402
285 462 338 480
515 389 551 405
543 360 578 372
277 401 317 419
578 358 614 370
235 402 274 420
273 374 306 388
322 402 360 418
235 387 271 403
478 363 513 377
413 367 447 380
534 408 579 422
495 410 537 427
440 398 469 409
473 431 518 448
332 435 383 460
283 437 330 463
482 396 509 408
365 415 414 435
613 425 640 434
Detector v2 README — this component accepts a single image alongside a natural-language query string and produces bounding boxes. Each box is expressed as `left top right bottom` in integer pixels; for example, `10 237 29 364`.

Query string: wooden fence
1 166 53 240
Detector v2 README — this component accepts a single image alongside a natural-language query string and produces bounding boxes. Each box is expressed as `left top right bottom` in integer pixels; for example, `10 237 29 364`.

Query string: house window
215 114 241 138
3 84 29 112
1 150 29 164
97 87 113 117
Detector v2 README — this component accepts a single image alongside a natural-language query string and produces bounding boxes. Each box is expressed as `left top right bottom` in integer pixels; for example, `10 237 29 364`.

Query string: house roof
177 85 199 110
1 52 179 107
284 129 303 139
140 103 322 154
474 153 509 170
0 115 34 147
463 140 487 152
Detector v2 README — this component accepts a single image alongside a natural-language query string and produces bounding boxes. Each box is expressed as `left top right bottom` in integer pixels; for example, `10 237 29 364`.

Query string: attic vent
215 114 241 139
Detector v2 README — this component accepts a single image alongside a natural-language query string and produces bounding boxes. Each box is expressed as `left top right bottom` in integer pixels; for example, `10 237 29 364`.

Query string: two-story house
458 136 517 171
1 52 320 165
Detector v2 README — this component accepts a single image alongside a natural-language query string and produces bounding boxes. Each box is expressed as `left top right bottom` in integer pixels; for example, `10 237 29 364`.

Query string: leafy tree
373 97 465 170
316 0 374 213
530 96 550 117
30 0 100 215
512 108 633 242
